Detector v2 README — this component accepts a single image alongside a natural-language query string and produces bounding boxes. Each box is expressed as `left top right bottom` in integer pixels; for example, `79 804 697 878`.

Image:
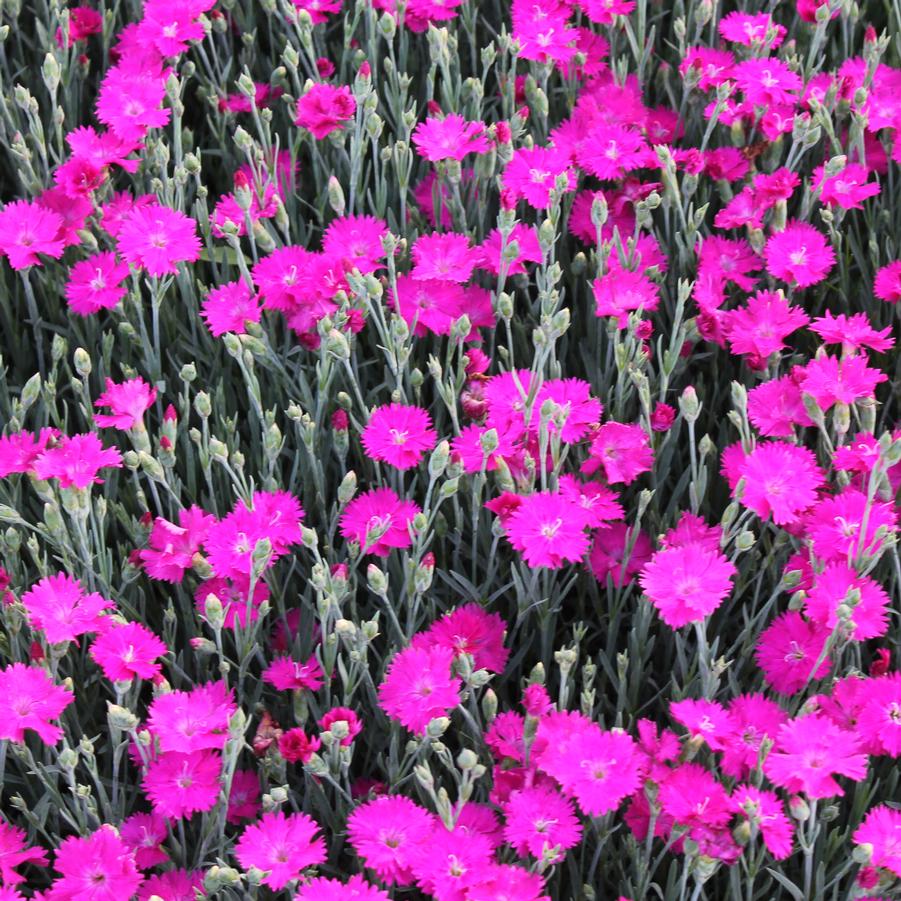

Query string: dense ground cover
0 0 900 898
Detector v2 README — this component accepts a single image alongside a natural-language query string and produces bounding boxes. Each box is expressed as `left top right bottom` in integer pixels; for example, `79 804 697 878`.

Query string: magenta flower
0 663 74 745
90 622 167 682
378 644 462 733
755 611 831 695
747 373 813 437
143 750 222 820
857 674 901 755
414 603 510 674
96 65 170 142
502 785 582 861
322 213 387 273
412 113 490 161
147 681 236 753
589 522 653 587
339 487 421 556
201 280 261 336
584 421 654 484
719 11 785 48
804 562 889 640
94 377 157 430
503 490 592 569
361 403 437 470
137 869 204 901
47 825 142 900
32 432 123 489
411 232 481 282
732 786 792 859
117 203 201 276
0 428 58 478
764 221 836 287
21 573 114 644
874 260 901 302
139 505 215 583
65 252 131 315
502 146 576 210
799 354 887 411
295 83 355 139
234 811 326 890
725 290 809 361
262 654 324 692
854 805 901 877
346 796 436 885
477 223 544 275
0 200 65 270
0 822 48 886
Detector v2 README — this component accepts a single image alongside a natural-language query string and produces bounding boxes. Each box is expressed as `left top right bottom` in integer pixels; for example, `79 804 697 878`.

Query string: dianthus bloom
136 869 203 901
412 114 490 161
415 603 510 673
726 290 809 362
361 404 437 470
322 213 387 272
346 796 436 885
90 622 167 682
874 260 901 302
295 83 355 139
234 811 326 890
117 203 201 276
593 269 659 327
732 787 792 859
94 377 157 430
65 252 131 315
278 727 321 763
755 611 830 694
378 645 462 733
854 805 901 877
147 681 237 753
730 441 823 525
96 66 170 142
0 822 48 885
804 563 889 640
411 232 481 282
764 221 835 287
799 354 887 412
204 490 304 579
502 146 576 209
0 200 65 270
502 785 582 861
0 663 74 745
339 487 421 556
295 875 390 900
143 751 222 820
503 490 592 569
857 674 901 755
47 825 142 901
536 713 646 816
584 421 653 484
765 715 867 798
262 654 324 692
139 505 214 582
201 280 262 336
32 433 123 488
639 541 736 628
21 573 113 644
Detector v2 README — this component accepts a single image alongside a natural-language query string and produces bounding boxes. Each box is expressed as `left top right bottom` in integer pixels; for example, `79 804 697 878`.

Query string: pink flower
593 268 659 327
730 441 823 525
411 232 481 282
874 260 901 302
589 523 653 587
809 311 893 355
361 404 437 470
143 750 222 819
117 203 201 276
502 785 582 861
119 812 168 868
136 870 203 901
559 474 623 527
725 290 809 361
201 280 261 336
857 674 901 755
670 698 734 751
733 58 802 107
414 603 510 673
32 433 123 488
765 715 868 798
339 487 421 557
322 213 387 273
278 727 321 763
379 645 461 733
584 422 653 484
502 146 576 209
764 221 836 287
94 377 157 430
412 114 490 161
21 573 113 644
756 611 831 694
96 66 170 142
204 490 304 579
477 224 544 276
813 162 880 209
0 428 58 477
90 622 167 682
139 505 215 583
640 541 735 628
576 124 649 181
799 354 887 412
804 563 889 640
578 0 636 24
747 373 813 437
719 11 785 48
226 769 261 824
0 200 65 270
0 663 73 745
720 694 787 779
503 490 592 569
732 786 792 859
698 236 760 290
346 796 436 885
262 654 324 692
319 706 363 745
147 681 236 753
806 488 896 562
389 275 493 337
407 822 495 898
854 805 901 877
137 2 205 56
296 875 390 900
235 811 326 890
658 763 732 831
47 825 142 901
65 253 131 315
56 6 104 46
0 822 48 886
296 83 355 139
